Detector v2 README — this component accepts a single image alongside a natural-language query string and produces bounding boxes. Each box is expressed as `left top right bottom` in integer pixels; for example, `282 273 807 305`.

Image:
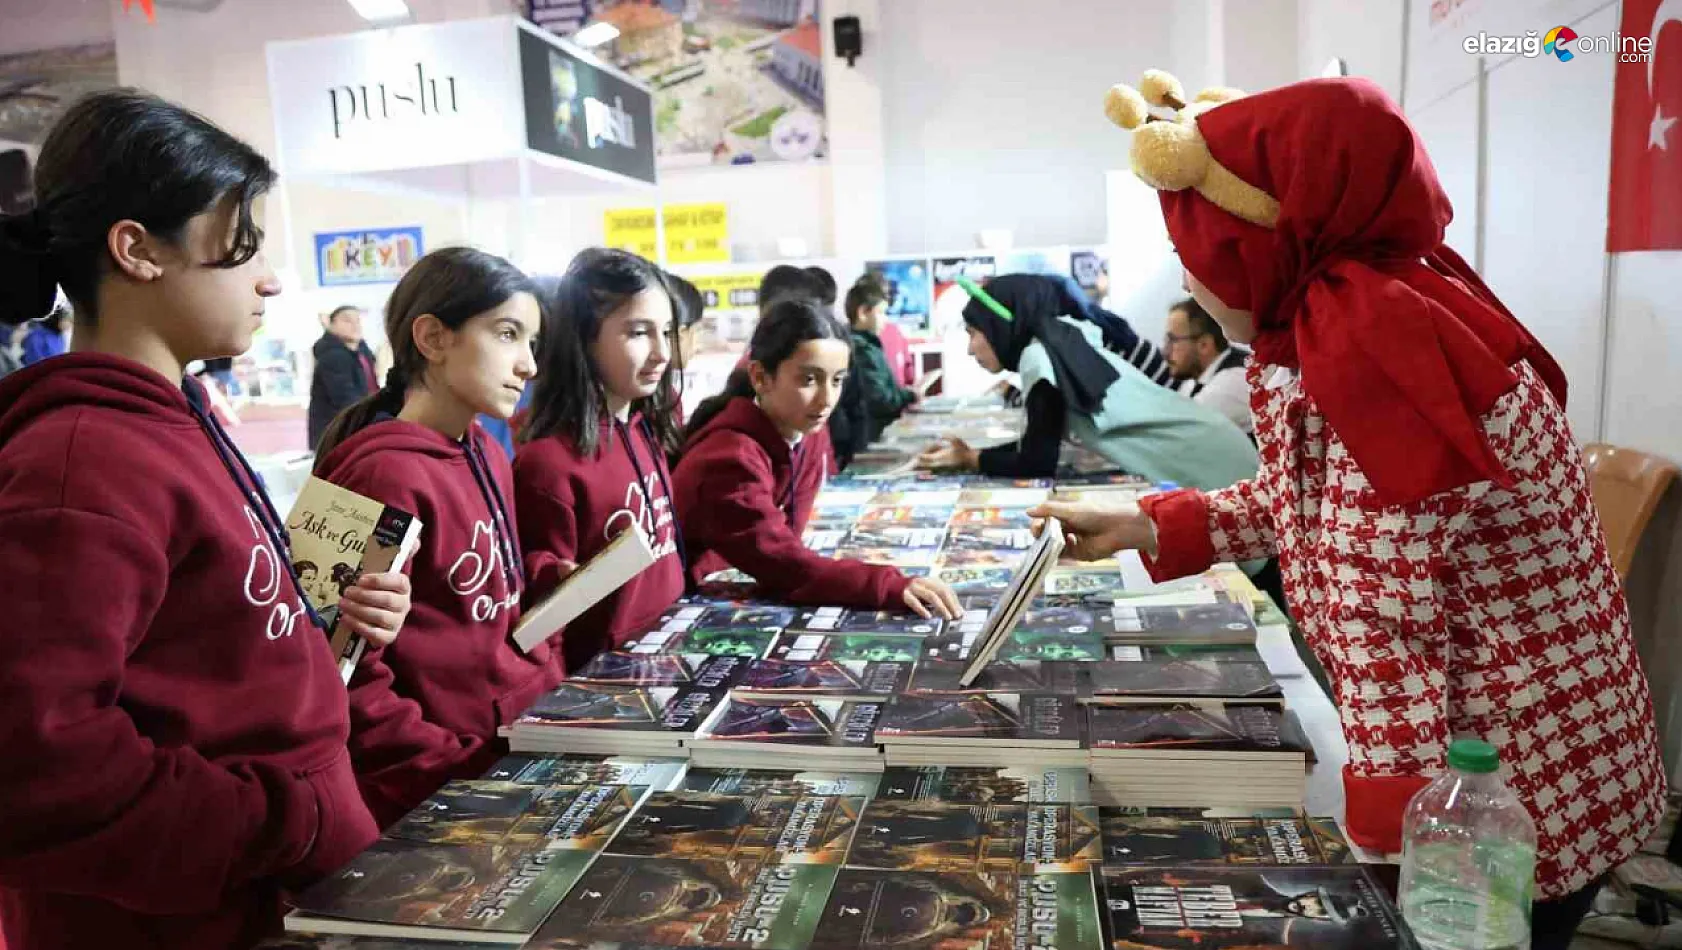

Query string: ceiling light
573 22 621 48
348 0 410 23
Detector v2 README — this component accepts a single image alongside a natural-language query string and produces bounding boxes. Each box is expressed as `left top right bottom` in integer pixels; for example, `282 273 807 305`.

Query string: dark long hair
0 89 274 326
684 296 851 441
313 247 535 465
521 247 683 458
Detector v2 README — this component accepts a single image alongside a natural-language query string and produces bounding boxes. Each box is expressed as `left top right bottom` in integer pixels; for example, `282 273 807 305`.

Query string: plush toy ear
1140 70 1187 111
1129 121 1209 192
1104 84 1150 130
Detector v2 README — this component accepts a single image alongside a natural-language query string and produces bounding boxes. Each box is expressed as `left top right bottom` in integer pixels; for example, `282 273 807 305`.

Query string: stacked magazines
1087 703 1310 808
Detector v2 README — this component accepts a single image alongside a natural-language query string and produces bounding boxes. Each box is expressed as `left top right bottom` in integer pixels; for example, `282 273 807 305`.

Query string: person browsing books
673 298 960 619
312 247 559 827
845 275 931 443
916 274 1258 490
514 248 688 674
1030 72 1665 946
0 91 410 950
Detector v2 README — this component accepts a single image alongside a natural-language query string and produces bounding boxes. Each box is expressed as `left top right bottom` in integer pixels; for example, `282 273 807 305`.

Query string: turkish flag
1607 0 1682 251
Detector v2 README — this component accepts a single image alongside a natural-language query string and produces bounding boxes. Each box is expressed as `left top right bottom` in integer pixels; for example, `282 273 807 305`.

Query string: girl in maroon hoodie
515 249 688 674
673 298 961 618
312 247 555 827
0 91 410 950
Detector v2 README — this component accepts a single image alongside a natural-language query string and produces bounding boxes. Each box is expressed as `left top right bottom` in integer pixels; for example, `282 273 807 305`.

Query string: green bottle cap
1447 738 1500 774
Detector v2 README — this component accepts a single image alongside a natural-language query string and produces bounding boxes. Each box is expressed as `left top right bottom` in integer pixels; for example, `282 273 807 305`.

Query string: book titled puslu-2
285 476 423 682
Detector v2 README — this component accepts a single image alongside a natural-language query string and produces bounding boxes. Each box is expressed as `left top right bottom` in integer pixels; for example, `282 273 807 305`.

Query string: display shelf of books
274 474 1412 949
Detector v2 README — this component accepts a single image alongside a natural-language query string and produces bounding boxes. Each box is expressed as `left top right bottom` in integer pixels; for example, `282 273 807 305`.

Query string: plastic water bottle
1398 738 1537 950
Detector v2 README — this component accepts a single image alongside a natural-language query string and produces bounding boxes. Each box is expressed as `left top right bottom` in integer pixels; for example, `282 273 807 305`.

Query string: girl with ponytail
674 298 961 619
312 246 556 827
0 90 410 950
514 247 687 673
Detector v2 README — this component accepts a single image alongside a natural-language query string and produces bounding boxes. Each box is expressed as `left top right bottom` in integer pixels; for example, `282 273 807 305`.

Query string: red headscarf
1161 77 1567 507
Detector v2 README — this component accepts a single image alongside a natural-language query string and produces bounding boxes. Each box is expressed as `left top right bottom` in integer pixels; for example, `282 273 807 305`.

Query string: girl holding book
313 246 556 827
1033 73 1664 945
514 248 688 674
0 90 409 950
674 298 961 619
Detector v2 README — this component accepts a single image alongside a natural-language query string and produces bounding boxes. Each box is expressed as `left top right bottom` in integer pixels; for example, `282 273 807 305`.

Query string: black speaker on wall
833 15 862 67
0 150 31 215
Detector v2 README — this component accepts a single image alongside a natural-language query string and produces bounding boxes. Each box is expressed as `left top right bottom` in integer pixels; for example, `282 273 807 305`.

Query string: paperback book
608 791 865 866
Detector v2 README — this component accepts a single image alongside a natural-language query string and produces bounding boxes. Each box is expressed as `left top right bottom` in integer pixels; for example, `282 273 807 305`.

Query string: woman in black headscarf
915 275 1256 489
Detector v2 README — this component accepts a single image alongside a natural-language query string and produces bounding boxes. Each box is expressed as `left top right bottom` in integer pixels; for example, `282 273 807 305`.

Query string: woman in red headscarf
1031 73 1665 946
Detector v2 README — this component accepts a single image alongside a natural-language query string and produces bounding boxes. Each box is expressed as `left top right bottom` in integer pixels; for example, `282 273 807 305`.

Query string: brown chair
1582 443 1679 579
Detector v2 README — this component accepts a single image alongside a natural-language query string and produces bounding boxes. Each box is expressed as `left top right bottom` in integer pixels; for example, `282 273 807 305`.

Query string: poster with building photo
529 0 827 167
865 259 934 337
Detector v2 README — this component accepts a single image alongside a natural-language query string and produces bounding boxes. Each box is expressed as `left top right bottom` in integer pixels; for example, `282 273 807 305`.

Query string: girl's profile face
147 194 282 362
751 338 851 440
429 291 541 421
591 288 673 414
967 326 1002 373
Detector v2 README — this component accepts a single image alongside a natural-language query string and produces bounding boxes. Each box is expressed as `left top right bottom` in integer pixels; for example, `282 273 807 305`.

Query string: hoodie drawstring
615 417 688 573
462 430 523 598
183 378 326 630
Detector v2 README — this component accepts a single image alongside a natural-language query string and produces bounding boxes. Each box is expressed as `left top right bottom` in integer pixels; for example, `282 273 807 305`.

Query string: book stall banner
314 227 425 287
864 259 934 337
604 202 731 263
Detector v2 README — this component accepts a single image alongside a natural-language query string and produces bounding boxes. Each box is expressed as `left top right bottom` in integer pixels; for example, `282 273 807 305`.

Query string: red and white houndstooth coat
1141 360 1667 899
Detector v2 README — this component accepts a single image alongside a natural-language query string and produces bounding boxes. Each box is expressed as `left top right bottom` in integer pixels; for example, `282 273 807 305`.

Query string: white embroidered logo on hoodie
449 519 519 623
242 506 307 640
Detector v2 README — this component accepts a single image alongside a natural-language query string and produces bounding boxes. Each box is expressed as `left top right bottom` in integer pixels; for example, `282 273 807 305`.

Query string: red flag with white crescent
1607 0 1682 251
122 0 156 23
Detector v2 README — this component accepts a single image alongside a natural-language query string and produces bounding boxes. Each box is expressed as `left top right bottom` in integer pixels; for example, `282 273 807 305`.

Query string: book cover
945 527 1036 552
878 694 1080 746
1097 810 1355 866
849 800 1028 873
385 781 639 851
571 652 743 687
809 868 1017 950
1107 604 1257 643
1043 569 1124 598
936 566 1016 595
285 476 422 681
623 625 778 659
908 661 1086 697
770 632 928 665
289 838 585 939
609 791 864 866
1015 871 1106 950
996 630 1106 663
878 767 1093 805
1022 804 1103 873
950 506 1035 527
956 488 1050 508
1107 644 1266 664
845 526 952 549
1087 704 1304 755
663 603 803 633
1088 660 1282 701
481 754 686 789
859 505 956 528
699 697 884 751
258 935 489 949
512 525 657 652
1096 865 1417 949
832 545 943 569
678 767 885 798
518 682 726 735
937 548 1028 569
792 605 945 636
738 658 914 697
526 855 838 950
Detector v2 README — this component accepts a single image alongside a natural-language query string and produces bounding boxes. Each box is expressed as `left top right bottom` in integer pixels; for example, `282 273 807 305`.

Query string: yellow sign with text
688 273 762 313
602 203 730 264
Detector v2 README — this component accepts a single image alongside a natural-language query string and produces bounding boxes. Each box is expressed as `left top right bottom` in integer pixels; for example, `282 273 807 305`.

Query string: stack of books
505 663 740 756
1086 703 1309 808
876 693 1086 769
689 695 889 772
1085 658 1283 704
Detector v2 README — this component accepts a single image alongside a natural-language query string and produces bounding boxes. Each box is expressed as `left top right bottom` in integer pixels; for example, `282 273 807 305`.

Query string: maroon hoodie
0 354 375 950
673 396 909 608
315 420 560 827
514 415 686 674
